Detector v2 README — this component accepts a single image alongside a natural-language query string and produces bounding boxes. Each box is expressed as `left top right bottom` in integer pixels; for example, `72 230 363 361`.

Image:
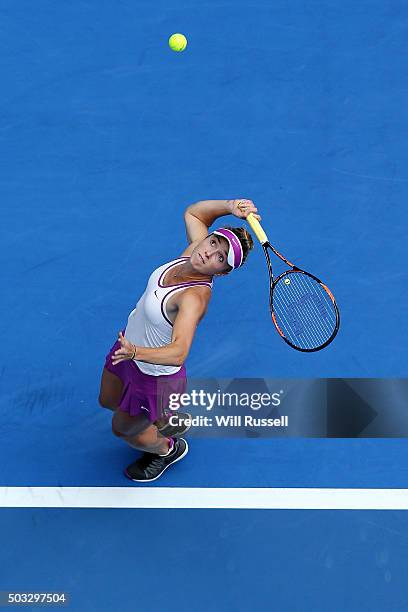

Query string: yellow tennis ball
169 33 187 52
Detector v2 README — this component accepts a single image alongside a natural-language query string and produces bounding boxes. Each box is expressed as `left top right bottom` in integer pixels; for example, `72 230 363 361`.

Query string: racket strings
290 274 335 338
275 284 332 348
277 277 334 347
273 272 337 350
277 279 336 348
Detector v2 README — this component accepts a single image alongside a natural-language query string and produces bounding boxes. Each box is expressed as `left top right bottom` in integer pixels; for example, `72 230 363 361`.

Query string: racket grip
246 213 269 244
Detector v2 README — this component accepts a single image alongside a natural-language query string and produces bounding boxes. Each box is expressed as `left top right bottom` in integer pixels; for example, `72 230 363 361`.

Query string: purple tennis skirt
104 336 187 421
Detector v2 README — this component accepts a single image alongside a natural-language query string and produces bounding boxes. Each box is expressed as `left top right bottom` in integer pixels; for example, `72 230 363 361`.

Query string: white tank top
125 257 213 376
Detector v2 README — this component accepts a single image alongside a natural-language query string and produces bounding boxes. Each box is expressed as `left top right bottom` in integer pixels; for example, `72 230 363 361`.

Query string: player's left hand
111 331 137 365
231 199 261 221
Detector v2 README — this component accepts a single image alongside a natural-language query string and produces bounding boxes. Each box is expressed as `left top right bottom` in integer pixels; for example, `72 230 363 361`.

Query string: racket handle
246 213 269 244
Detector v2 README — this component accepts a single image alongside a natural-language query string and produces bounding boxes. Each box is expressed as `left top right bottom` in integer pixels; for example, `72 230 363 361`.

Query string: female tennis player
98 198 259 482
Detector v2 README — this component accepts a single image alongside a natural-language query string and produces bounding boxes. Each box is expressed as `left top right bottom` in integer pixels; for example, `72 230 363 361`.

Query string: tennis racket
246 213 340 352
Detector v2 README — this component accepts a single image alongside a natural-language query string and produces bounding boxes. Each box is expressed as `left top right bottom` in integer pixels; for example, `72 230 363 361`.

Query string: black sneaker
124 438 189 482
156 412 192 438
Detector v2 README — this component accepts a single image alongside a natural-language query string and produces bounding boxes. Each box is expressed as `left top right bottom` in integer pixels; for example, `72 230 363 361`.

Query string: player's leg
112 410 170 454
155 412 192 437
98 368 123 411
153 365 191 436
112 410 189 482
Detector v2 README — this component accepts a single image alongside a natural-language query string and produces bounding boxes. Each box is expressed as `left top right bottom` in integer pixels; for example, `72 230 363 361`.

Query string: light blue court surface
1 0 408 609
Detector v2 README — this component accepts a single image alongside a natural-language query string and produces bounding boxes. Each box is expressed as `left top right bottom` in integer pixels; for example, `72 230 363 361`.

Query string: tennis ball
284 277 291 285
169 33 187 52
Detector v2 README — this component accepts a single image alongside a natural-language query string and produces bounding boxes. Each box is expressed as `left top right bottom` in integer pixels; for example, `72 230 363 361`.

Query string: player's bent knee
112 422 124 437
111 412 154 441
132 426 157 447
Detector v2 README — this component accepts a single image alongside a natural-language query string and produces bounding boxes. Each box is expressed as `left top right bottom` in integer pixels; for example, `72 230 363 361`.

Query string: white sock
159 438 175 457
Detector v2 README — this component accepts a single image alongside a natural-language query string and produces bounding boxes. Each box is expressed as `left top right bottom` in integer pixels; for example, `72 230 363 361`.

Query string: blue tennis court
1 0 408 609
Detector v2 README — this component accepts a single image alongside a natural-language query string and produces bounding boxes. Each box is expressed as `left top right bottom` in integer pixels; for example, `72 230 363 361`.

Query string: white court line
1 487 408 510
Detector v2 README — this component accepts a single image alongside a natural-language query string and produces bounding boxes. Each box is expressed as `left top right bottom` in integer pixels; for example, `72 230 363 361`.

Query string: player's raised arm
184 200 233 244
183 199 260 250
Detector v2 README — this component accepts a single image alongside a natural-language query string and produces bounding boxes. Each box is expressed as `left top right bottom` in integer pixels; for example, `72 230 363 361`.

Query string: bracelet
130 344 137 360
